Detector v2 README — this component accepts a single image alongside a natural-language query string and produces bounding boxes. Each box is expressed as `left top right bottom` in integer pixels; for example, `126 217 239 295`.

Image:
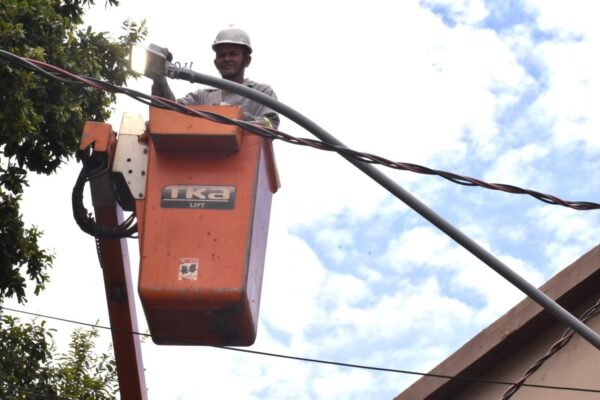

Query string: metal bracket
112 113 149 200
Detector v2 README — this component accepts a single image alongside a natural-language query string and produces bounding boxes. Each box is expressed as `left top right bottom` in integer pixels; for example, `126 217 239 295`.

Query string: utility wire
6 49 600 348
2 306 600 396
4 50 600 387
0 49 598 211
0 378 74 400
501 295 600 400
138 60 600 350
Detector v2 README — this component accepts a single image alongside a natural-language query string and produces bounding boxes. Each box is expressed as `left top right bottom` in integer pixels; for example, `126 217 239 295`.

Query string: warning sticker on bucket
161 185 236 210
178 258 199 281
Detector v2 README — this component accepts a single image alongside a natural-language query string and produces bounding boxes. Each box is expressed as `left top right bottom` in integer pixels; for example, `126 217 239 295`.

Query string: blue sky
11 0 600 398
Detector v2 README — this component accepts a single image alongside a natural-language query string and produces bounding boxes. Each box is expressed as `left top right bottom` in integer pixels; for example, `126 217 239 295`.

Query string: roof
395 243 600 400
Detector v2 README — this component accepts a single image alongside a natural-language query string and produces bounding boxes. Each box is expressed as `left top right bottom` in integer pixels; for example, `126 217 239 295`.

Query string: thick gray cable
172 67 600 351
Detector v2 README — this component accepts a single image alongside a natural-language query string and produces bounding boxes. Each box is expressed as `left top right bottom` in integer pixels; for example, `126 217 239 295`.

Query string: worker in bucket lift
152 25 280 129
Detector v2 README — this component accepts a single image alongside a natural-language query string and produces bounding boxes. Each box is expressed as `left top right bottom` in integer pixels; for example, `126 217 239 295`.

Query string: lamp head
130 44 172 80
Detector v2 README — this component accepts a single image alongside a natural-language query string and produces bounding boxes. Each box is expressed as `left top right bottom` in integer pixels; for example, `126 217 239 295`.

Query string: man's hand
151 76 168 96
250 117 274 129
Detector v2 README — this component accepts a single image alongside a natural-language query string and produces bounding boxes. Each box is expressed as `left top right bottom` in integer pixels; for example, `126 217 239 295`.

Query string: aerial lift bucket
135 105 279 346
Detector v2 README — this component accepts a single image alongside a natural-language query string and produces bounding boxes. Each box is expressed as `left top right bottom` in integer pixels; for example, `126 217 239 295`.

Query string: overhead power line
501 295 600 400
2 49 600 397
0 378 75 400
2 306 600 397
3 48 600 353
0 49 598 211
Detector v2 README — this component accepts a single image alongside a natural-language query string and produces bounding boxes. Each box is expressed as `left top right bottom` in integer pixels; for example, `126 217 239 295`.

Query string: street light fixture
129 44 173 81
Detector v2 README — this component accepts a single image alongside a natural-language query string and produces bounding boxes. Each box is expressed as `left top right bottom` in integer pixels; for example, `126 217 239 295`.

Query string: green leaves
0 314 54 397
0 2 146 394
53 325 119 399
0 190 52 303
0 165 27 194
0 314 118 399
0 0 146 304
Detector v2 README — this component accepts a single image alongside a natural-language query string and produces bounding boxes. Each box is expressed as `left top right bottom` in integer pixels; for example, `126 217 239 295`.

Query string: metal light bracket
112 113 149 203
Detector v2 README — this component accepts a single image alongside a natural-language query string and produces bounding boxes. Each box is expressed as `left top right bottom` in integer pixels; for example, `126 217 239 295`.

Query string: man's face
213 44 251 82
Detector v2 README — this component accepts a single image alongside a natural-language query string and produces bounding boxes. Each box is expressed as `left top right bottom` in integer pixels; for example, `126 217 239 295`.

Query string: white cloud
382 225 452 271
532 41 600 149
521 1 600 150
421 0 490 25
240 0 534 230
529 206 600 272
356 263 384 284
483 143 550 187
311 367 375 400
525 0 600 40
330 278 475 341
315 227 354 263
320 271 372 307
261 228 328 339
381 226 544 324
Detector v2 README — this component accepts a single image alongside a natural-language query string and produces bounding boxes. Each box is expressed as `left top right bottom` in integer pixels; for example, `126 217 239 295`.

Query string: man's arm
244 83 280 129
152 78 207 106
151 77 176 100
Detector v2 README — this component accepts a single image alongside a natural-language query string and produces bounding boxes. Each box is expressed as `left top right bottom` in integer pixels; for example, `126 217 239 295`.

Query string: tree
0 0 146 397
0 0 146 303
0 314 118 399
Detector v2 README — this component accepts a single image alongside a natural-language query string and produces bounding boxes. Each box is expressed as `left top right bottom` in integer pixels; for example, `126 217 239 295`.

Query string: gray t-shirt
154 78 280 129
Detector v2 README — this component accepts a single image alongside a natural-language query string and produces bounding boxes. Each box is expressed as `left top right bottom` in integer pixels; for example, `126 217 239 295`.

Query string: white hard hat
212 25 252 54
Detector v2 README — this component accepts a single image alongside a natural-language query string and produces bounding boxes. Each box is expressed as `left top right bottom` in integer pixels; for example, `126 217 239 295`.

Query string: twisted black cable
92 79 598 212
157 101 599 210
501 296 600 399
1 48 598 211
5 49 600 396
96 81 588 211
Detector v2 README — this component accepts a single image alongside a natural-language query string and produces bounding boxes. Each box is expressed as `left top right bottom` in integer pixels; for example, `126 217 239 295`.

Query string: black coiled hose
72 159 137 239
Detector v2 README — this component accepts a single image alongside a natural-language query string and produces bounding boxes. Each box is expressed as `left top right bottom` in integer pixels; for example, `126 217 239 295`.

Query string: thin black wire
2 306 600 396
4 49 600 396
1 49 598 211
4 49 600 394
0 378 75 400
102 88 600 211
